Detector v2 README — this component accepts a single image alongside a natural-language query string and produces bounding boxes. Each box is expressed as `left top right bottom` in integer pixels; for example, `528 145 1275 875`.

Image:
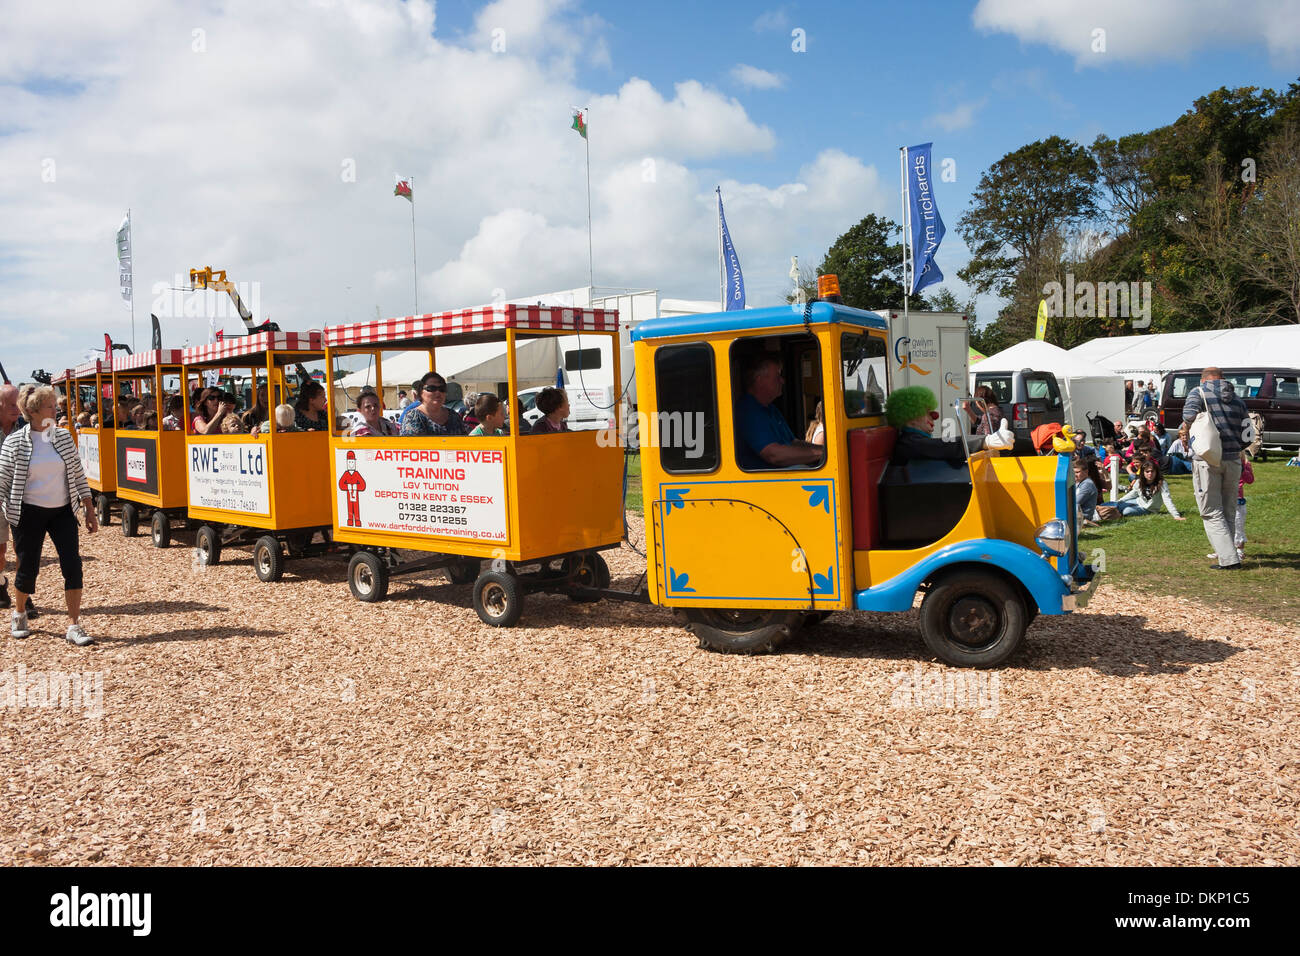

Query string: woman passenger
351 389 397 437
531 387 569 434
805 400 825 446
191 388 234 435
969 385 1002 436
400 372 466 437
293 381 329 431
161 395 184 431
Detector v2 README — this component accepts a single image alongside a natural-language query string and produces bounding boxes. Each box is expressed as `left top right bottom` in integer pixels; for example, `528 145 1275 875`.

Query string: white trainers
11 610 31 639
1206 553 1218 560
65 623 92 647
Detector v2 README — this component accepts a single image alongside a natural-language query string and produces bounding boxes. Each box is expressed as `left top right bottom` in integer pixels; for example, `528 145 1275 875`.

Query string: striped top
0 425 92 525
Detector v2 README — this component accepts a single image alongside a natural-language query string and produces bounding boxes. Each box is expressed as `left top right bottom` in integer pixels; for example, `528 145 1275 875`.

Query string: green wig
885 386 938 428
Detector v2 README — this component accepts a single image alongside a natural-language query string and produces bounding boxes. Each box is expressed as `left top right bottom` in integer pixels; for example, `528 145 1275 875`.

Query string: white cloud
973 0 1300 64
0 0 888 377
730 64 785 91
752 9 790 32
928 99 985 132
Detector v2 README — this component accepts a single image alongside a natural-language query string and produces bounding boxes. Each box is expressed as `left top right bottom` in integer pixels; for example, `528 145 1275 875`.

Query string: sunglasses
423 384 446 393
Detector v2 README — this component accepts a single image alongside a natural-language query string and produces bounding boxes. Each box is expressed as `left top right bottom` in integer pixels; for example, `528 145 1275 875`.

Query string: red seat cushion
849 427 896 551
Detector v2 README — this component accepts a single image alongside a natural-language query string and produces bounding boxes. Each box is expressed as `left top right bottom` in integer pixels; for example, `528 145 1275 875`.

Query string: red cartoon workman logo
338 450 366 527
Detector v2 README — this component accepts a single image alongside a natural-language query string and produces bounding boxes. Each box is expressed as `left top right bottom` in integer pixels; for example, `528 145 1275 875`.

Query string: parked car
973 368 1066 455
1159 368 1300 450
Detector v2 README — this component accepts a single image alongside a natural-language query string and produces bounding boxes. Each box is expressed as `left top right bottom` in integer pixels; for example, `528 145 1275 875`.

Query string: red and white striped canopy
71 359 107 378
182 331 323 365
112 349 185 372
51 368 73 385
325 305 618 347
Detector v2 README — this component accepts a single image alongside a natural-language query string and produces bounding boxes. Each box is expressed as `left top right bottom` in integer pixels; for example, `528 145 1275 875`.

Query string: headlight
1035 519 1069 558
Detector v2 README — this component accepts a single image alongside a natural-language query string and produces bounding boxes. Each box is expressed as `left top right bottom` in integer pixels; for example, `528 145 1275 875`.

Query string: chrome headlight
1035 519 1070 558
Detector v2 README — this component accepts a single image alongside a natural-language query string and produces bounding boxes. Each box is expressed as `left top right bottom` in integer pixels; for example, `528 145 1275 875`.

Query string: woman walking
0 385 97 645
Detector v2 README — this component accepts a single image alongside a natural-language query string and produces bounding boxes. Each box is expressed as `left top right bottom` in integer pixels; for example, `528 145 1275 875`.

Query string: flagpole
717 188 724 310
584 107 593 291
410 177 419 314
900 147 910 325
128 208 136 351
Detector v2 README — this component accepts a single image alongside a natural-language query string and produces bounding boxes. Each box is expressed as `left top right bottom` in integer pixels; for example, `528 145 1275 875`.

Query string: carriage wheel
348 552 388 602
254 536 285 583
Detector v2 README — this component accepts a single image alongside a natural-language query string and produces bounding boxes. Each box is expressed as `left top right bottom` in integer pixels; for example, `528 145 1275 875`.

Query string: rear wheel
683 608 803 654
919 571 1026 668
565 552 611 602
253 536 285 583
120 502 138 538
473 570 524 627
95 495 111 527
348 552 388 602
195 525 221 566
150 511 171 548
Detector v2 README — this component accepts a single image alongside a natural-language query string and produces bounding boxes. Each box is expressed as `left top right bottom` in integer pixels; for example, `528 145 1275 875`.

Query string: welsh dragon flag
570 109 587 139
394 177 412 202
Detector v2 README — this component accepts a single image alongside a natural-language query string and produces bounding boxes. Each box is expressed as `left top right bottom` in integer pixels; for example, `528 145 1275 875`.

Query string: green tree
813 214 905 310
957 136 1100 299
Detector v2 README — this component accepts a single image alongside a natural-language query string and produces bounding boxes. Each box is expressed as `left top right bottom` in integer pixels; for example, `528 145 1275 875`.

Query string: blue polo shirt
737 393 795 469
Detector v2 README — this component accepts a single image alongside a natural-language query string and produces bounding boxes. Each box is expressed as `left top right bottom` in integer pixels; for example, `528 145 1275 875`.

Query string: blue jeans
1113 500 1150 517
1166 455 1192 475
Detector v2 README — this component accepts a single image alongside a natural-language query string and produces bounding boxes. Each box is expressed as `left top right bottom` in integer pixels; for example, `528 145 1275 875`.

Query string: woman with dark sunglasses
400 372 466 437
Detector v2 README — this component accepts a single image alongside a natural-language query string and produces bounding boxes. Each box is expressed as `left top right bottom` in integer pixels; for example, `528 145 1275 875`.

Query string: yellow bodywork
637 320 1067 611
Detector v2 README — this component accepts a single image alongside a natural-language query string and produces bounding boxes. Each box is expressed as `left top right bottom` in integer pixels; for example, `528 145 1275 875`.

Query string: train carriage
180 331 336 581
57 360 119 526
323 304 625 625
109 349 189 546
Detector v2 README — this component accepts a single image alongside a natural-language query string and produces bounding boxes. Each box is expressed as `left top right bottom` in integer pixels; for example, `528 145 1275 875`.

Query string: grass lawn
1080 459 1299 625
623 448 1298 625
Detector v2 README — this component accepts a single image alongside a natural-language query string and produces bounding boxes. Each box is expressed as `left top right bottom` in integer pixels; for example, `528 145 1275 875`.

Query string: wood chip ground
2 515 1296 865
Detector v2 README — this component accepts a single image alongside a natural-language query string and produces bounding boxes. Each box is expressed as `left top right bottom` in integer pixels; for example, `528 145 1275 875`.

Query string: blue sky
0 0 1297 376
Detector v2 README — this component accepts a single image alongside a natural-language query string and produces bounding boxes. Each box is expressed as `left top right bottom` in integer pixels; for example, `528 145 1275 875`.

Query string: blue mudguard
854 539 1072 615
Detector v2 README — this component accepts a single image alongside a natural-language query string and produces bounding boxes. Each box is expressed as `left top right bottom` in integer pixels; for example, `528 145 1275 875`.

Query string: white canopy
1068 325 1300 386
971 339 1126 426
337 338 560 395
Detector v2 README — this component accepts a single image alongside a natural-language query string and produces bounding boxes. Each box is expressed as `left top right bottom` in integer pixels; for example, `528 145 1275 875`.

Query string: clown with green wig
885 386 1015 468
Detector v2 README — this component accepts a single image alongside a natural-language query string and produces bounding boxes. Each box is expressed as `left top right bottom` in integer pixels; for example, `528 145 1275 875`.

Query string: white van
518 383 616 432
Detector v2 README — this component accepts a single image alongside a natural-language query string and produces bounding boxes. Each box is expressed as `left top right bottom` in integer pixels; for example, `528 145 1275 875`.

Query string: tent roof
971 339 1118 379
1068 325 1300 374
337 338 559 390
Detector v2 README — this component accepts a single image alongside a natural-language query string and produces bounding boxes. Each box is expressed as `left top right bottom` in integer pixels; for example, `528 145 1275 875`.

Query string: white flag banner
116 212 133 308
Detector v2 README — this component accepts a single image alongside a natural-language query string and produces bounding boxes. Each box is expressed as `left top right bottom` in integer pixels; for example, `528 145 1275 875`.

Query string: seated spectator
400 372 467 437
275 404 298 433
293 381 329 431
191 388 234 435
735 355 821 467
221 411 248 434
161 396 184 431
1165 423 1194 475
130 403 149 431
469 393 505 436
530 387 570 434
461 391 481 430
75 411 91 430
1153 422 1171 455
1096 457 1184 521
968 384 1002 436
351 389 397 437
1074 458 1104 525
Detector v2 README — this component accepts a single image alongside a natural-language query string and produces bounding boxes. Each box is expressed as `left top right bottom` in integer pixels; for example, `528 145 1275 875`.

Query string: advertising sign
78 432 101 483
116 437 159 495
335 446 507 543
188 442 270 515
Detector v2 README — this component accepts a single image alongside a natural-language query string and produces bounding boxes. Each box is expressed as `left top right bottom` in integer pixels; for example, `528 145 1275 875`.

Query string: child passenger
275 404 298 433
531 388 569 434
469 393 505 436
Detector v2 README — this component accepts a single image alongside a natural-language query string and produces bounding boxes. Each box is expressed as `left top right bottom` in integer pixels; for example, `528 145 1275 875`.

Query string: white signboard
335 446 507 542
123 447 148 484
188 442 270 515
78 432 101 483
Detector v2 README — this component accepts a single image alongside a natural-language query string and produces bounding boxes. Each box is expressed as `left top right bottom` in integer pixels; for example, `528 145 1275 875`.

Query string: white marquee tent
971 339 1127 426
1068 325 1300 391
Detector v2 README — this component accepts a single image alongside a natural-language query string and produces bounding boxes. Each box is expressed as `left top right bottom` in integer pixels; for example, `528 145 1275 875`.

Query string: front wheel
473 570 524 627
683 608 804 654
195 525 221 566
918 571 1027 668
95 495 111 527
348 552 388 602
151 510 171 548
253 536 285 583
565 552 610 602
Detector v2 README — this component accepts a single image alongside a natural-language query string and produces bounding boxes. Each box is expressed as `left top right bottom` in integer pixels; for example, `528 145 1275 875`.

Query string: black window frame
840 330 888 420
654 342 720 475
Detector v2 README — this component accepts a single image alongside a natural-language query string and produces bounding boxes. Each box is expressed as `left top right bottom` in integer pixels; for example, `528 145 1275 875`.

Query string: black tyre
565 552 611 602
473 570 524 627
919 571 1027 668
445 558 479 585
120 502 138 538
195 525 221 566
803 610 834 627
348 552 388 602
150 510 171 548
253 535 285 583
683 608 804 654
95 495 112 527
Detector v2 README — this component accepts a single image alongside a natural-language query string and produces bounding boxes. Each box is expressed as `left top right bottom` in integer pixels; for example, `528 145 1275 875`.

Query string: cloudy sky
1 0 1298 379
